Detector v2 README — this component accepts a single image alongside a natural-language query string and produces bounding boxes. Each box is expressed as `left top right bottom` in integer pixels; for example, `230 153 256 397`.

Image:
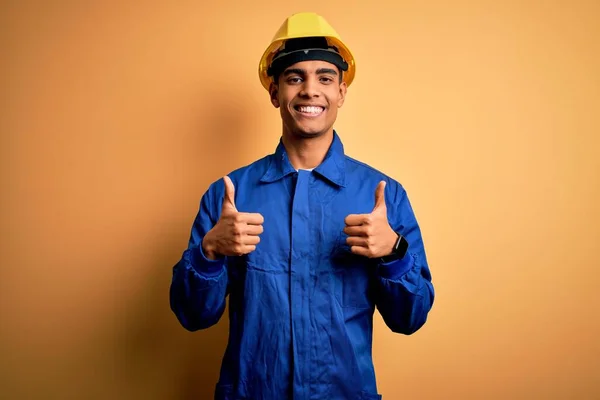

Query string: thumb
373 181 386 211
222 176 237 212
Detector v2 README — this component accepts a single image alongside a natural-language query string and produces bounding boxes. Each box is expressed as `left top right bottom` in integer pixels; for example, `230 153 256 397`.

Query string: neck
281 130 334 170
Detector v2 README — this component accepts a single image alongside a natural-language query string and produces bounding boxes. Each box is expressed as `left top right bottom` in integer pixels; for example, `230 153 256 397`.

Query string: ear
269 81 280 108
337 81 348 108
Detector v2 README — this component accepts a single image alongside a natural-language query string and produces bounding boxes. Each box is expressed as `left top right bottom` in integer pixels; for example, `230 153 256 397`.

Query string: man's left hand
344 181 398 258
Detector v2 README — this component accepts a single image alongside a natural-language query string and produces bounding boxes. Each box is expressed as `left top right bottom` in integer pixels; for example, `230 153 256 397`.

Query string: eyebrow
316 68 338 76
283 67 339 76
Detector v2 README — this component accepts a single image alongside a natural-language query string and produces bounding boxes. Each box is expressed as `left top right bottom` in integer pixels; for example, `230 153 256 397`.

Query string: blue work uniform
170 132 435 400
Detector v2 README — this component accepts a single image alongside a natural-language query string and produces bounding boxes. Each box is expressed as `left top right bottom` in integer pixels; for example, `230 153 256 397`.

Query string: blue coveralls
170 132 435 400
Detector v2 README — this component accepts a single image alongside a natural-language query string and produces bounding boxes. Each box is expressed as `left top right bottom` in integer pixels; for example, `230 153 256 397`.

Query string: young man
170 12 435 400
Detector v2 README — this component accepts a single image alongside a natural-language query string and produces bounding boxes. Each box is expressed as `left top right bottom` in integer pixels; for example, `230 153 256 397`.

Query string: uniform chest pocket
331 234 376 309
245 248 289 274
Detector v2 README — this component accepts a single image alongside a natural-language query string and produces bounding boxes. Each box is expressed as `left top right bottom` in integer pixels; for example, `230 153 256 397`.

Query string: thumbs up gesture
343 181 397 258
202 176 264 260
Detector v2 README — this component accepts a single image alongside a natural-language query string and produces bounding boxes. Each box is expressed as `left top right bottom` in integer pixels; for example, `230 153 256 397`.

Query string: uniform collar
260 130 347 187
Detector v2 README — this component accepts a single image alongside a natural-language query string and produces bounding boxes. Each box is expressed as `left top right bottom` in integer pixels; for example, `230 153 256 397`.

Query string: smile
294 105 325 116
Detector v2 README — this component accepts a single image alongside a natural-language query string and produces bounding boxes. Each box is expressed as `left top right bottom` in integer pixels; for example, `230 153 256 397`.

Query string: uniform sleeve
374 181 435 335
169 181 229 331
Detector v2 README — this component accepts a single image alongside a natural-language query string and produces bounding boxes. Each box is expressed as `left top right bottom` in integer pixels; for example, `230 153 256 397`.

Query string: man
170 12 435 400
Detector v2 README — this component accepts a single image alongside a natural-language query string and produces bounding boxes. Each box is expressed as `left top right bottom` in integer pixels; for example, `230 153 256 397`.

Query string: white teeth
299 106 324 114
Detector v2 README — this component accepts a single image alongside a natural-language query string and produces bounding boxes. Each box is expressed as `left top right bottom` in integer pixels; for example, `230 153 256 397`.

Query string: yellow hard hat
258 12 356 91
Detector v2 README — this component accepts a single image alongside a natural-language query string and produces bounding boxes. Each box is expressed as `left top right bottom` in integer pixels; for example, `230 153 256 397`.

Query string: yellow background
1 1 599 399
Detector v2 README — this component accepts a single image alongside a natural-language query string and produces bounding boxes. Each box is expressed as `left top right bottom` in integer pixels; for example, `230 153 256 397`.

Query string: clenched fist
202 176 264 260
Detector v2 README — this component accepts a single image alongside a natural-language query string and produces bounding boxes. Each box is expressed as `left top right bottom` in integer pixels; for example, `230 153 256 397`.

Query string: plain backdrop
1 1 599 399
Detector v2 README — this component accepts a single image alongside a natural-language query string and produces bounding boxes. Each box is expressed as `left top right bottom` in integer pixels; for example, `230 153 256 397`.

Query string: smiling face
269 60 347 139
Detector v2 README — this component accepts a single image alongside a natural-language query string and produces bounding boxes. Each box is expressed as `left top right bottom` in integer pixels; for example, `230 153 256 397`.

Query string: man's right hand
202 176 264 260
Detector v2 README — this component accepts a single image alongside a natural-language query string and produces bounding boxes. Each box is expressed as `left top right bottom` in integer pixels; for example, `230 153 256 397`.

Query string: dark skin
202 59 396 260
269 60 347 170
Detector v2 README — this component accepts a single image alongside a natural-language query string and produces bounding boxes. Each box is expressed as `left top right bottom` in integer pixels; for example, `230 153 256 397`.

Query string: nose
299 76 320 98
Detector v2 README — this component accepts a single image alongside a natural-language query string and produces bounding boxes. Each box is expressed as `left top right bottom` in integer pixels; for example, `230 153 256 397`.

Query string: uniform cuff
378 252 414 280
190 245 226 277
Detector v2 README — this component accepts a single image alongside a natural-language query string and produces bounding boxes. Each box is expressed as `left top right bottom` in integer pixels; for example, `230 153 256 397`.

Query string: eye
320 76 334 83
287 77 303 84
